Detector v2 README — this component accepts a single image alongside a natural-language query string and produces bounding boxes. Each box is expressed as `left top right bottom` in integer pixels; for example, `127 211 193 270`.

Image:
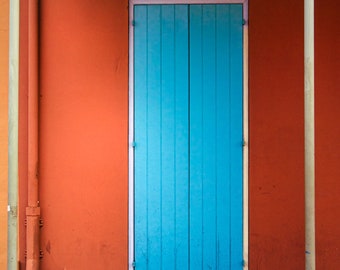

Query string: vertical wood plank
216 4 231 269
189 5 203 269
201 5 217 269
161 5 176 269
174 5 190 270
134 5 148 269
230 4 243 269
146 5 162 269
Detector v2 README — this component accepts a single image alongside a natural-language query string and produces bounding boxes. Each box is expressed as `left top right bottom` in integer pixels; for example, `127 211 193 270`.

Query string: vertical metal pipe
304 0 315 269
8 0 20 269
26 0 40 269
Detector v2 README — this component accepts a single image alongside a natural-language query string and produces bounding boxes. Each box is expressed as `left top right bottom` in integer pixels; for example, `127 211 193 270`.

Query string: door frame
128 1 249 269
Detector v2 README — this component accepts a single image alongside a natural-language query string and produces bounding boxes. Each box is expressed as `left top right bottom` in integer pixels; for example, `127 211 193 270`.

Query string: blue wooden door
134 4 243 269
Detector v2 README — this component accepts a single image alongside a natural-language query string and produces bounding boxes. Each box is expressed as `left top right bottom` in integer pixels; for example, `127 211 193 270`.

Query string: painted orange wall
0 0 9 268
38 0 128 269
249 0 305 268
18 1 128 269
315 0 340 268
249 0 340 269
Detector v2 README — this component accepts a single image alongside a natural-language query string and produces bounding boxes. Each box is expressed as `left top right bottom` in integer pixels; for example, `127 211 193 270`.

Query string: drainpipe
304 0 315 269
26 0 40 269
8 0 20 269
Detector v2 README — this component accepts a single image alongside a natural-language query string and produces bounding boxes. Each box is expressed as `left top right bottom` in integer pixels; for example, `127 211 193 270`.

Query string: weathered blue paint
134 5 148 269
134 5 189 269
229 6 244 269
134 4 243 269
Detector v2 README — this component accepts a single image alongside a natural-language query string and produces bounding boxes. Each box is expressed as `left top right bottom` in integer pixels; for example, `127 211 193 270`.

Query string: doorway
130 3 245 269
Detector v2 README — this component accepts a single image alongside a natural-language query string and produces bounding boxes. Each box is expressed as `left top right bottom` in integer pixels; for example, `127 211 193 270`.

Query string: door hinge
132 261 136 268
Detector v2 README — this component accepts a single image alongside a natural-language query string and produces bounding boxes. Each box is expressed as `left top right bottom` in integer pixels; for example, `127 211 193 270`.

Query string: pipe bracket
26 206 41 216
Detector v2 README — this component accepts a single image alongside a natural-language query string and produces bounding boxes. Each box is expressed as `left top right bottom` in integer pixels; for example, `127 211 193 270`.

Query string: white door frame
128 1 249 269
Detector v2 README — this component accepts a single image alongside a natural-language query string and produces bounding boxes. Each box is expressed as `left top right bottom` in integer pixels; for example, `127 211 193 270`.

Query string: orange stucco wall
18 1 128 269
249 0 340 269
249 0 305 268
38 0 128 269
315 0 340 268
0 0 9 268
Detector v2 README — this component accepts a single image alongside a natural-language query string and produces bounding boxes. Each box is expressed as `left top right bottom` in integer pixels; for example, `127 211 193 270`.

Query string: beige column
304 0 315 269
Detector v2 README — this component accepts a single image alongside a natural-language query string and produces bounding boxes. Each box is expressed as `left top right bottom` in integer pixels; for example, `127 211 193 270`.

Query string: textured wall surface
0 0 9 268
38 1 128 269
249 0 305 269
315 0 340 268
19 0 128 269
